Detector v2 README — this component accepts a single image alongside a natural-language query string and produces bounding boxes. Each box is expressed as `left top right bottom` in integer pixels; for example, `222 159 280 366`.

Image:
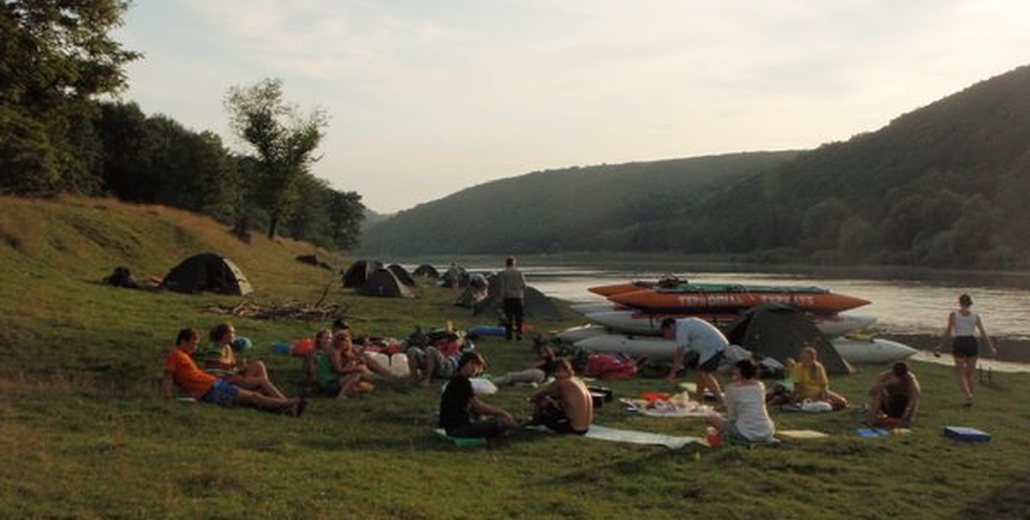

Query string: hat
332 318 350 331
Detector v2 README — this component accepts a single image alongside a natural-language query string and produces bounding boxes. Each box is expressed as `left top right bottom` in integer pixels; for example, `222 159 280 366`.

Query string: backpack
583 353 637 380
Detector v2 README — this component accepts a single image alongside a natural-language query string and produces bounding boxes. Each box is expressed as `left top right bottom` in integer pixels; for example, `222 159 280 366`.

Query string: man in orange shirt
163 328 307 416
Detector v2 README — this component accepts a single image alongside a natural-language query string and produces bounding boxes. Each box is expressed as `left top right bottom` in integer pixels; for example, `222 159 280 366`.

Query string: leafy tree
0 0 139 194
224 78 328 239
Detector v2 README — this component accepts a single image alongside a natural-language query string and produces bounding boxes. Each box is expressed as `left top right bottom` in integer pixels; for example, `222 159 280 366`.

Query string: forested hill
357 152 799 255
358 64 1030 270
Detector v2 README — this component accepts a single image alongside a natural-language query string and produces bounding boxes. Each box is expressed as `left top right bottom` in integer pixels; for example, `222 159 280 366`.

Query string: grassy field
2 196 1029 520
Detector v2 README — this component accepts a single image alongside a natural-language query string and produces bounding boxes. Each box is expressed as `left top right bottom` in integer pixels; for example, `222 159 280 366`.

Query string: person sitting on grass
786 345 848 410
163 327 307 416
526 359 593 435
866 361 921 427
439 352 515 438
330 318 398 380
706 359 775 443
303 329 342 397
204 322 290 400
407 334 463 386
493 341 561 386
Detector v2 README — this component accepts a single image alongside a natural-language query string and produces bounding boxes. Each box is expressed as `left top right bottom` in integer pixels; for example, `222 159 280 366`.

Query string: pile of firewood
206 301 346 322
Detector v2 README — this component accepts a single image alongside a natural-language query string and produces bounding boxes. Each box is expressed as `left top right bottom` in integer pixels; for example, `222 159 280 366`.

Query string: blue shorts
200 379 239 407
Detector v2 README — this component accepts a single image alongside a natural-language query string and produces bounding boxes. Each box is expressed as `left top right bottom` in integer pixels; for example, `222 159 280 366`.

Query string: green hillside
359 65 1030 270
357 152 798 256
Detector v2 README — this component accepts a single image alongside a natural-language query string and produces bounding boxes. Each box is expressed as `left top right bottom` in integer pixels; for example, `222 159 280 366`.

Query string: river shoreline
881 333 1030 364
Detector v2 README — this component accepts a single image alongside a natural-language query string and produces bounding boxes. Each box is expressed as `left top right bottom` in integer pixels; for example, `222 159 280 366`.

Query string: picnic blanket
777 429 829 440
525 424 702 449
585 425 702 449
619 397 712 418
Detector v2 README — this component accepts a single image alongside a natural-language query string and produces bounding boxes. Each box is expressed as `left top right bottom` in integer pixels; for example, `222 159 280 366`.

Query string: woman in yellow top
789 346 848 410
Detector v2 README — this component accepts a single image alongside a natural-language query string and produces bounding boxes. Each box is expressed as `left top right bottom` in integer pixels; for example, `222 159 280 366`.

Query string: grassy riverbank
2 197 1028 520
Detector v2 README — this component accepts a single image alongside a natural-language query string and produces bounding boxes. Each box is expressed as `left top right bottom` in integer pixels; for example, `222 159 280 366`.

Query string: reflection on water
507 266 1028 340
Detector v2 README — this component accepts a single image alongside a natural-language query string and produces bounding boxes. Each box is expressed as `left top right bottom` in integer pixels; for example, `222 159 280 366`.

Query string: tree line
0 0 364 250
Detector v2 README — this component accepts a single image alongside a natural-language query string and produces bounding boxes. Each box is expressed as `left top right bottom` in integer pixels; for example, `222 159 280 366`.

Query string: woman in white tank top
940 293 996 406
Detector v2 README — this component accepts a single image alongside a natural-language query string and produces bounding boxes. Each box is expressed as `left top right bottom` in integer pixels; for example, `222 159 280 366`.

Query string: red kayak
598 281 870 315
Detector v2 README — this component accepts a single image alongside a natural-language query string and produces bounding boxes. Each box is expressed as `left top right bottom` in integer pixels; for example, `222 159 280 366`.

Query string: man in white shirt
660 317 727 406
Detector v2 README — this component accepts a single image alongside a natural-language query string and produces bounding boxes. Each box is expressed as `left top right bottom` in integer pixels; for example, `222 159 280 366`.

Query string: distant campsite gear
231 336 253 353
413 264 440 278
358 268 415 298
103 266 140 289
342 259 383 288
723 304 853 376
387 264 416 286
296 254 334 270
160 253 253 295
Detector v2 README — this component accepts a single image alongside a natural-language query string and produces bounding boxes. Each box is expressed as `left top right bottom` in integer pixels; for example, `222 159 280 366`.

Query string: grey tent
472 274 562 321
358 268 415 298
161 253 253 296
413 264 440 278
342 259 383 288
723 304 853 375
387 264 416 286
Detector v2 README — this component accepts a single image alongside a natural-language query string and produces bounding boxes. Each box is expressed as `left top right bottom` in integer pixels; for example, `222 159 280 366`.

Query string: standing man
498 256 527 341
660 317 727 406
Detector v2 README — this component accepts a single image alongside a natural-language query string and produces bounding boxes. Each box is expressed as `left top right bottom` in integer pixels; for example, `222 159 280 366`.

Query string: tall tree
0 0 140 194
224 78 328 239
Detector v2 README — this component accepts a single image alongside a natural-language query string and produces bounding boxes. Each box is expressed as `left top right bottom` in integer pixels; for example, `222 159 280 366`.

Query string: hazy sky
115 1 1030 213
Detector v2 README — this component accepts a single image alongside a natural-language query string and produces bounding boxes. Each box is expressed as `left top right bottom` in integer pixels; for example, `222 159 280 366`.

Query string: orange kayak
603 282 870 315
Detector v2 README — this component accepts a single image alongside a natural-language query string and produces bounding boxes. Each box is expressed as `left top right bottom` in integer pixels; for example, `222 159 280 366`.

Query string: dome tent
161 253 253 296
358 268 415 298
723 304 853 376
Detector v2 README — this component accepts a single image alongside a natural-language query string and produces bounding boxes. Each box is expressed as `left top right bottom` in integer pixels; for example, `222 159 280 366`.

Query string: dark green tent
161 253 253 296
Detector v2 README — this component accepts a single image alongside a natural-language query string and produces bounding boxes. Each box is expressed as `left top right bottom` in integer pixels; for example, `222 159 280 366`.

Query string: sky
114 0 1030 214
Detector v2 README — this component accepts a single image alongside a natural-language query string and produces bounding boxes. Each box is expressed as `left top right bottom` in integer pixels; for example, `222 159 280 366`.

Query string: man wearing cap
660 317 727 406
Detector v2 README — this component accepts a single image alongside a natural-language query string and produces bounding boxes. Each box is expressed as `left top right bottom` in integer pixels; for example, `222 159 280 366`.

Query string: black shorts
882 394 909 418
446 417 507 438
698 351 724 373
538 401 588 435
952 336 979 358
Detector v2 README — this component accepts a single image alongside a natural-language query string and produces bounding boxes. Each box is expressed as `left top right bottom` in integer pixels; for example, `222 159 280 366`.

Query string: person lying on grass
866 361 921 427
526 359 593 435
439 352 515 438
706 359 776 443
164 327 307 416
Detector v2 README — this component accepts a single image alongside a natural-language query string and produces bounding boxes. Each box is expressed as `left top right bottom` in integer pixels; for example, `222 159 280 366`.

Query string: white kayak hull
585 310 876 338
555 323 610 343
831 337 917 364
574 334 677 359
570 302 621 315
573 332 916 365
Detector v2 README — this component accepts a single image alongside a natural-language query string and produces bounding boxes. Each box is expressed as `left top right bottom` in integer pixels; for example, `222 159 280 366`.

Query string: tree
0 0 140 194
224 78 328 239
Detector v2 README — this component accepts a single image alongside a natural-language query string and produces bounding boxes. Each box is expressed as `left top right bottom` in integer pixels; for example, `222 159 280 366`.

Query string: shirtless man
867 361 922 427
527 359 593 435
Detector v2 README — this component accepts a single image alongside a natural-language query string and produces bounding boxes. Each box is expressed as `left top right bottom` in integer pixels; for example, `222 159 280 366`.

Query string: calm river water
486 265 1029 340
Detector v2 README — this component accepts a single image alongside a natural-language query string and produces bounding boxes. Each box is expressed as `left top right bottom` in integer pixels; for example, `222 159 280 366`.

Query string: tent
413 264 440 278
471 274 562 321
387 264 416 286
161 253 253 296
439 264 468 288
342 259 383 288
358 268 415 298
723 304 853 375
